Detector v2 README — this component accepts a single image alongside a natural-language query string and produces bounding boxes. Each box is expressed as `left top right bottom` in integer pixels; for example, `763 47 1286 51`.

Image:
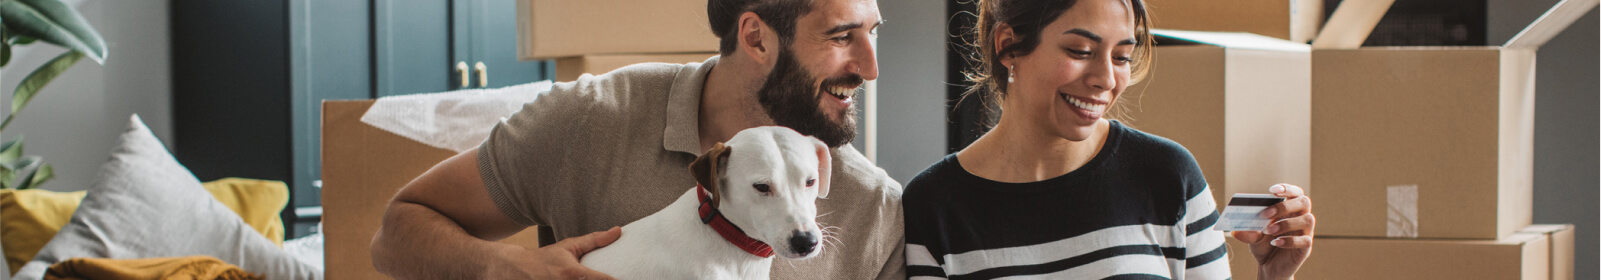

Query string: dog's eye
753 183 771 193
805 179 816 187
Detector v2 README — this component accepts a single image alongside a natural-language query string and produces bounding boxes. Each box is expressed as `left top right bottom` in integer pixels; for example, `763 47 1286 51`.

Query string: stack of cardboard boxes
517 0 719 81
1129 0 1590 279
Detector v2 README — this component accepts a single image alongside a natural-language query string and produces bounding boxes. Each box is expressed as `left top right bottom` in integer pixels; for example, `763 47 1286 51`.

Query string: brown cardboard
1519 224 1576 280
517 0 718 59
322 100 542 279
1225 234 1551 280
1310 0 1597 239
556 53 718 82
1146 0 1323 43
1123 30 1310 209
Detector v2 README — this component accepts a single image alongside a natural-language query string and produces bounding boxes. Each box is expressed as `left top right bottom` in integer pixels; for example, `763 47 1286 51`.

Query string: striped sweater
904 121 1231 280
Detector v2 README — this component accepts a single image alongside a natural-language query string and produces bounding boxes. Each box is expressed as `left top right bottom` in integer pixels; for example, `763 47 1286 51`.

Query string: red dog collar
697 184 775 258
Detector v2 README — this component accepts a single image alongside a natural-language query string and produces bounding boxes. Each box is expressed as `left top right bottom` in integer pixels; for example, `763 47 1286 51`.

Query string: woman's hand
1231 184 1314 280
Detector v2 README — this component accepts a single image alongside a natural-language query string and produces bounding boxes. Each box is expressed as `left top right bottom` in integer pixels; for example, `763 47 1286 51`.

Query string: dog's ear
690 142 733 207
812 138 832 199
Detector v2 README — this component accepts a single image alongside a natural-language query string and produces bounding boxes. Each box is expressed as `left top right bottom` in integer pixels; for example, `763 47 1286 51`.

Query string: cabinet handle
475 62 488 87
456 61 470 88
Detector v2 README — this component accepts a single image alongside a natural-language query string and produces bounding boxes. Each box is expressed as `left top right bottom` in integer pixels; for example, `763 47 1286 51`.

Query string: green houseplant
0 0 107 189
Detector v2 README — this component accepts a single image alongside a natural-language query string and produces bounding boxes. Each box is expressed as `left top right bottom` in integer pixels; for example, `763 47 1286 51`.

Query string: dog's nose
788 231 819 255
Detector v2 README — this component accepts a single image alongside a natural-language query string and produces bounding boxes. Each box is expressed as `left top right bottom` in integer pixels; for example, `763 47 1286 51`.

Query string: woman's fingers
1265 213 1315 236
1231 230 1264 243
1270 235 1314 249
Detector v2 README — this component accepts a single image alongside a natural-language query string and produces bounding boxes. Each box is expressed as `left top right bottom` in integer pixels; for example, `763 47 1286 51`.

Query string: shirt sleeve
1182 184 1231 280
477 77 615 227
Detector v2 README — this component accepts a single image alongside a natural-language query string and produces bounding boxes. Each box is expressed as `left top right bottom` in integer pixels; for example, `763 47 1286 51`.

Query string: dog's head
690 126 831 259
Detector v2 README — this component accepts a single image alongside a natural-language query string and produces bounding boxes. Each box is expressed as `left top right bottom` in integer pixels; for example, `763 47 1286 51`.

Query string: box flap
1516 224 1574 234
1152 29 1310 52
1503 0 1600 49
1310 0 1395 49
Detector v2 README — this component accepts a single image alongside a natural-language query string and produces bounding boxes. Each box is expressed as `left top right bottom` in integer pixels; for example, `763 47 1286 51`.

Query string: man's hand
488 227 623 280
1231 184 1314 280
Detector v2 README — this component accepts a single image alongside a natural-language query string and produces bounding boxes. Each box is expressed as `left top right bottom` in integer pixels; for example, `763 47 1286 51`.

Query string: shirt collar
663 56 720 157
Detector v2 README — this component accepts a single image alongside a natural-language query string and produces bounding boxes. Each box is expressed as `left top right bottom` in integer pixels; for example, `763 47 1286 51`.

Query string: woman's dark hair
961 0 1155 114
708 0 814 56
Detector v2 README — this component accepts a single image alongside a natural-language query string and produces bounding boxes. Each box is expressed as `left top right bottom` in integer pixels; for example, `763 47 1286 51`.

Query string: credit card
1213 193 1286 232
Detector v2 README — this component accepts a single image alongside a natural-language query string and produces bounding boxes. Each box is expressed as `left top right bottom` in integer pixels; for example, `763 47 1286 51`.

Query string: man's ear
690 142 733 207
811 138 832 199
736 11 774 65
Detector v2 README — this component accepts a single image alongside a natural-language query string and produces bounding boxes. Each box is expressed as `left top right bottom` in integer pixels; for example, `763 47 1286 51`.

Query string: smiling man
368 0 904 279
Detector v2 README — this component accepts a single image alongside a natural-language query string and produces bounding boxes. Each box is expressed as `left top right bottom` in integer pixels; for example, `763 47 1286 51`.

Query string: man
369 0 904 279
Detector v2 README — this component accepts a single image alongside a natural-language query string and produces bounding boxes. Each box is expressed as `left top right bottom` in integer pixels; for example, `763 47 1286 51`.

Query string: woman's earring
1007 65 1015 83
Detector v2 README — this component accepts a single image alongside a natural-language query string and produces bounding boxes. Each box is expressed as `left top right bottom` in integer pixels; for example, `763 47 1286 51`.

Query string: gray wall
0 0 172 192
873 0 948 183
1488 2 1599 279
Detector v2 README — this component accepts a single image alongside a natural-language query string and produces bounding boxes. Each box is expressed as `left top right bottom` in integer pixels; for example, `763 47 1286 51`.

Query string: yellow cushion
1 178 289 275
1 189 86 275
200 178 289 248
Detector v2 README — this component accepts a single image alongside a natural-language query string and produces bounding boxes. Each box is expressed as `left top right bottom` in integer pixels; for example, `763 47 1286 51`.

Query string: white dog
579 126 832 279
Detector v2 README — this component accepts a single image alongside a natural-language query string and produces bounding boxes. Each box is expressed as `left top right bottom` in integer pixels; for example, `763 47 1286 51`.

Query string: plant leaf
9 155 39 171
17 162 50 190
0 137 22 162
0 0 105 63
11 51 81 114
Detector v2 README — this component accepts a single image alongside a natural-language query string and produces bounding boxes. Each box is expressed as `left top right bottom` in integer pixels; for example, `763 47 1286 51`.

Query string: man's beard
756 47 861 148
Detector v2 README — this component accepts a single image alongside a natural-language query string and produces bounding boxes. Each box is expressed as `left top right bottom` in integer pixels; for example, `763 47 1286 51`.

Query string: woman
903 0 1315 279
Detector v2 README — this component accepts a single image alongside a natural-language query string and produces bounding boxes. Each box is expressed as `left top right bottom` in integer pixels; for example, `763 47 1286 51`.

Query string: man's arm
370 148 620 279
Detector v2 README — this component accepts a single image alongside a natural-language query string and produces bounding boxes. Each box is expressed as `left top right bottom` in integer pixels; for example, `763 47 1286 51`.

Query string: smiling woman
904 0 1317 279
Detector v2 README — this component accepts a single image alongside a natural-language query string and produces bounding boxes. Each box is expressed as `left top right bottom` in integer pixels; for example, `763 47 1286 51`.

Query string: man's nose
847 36 879 81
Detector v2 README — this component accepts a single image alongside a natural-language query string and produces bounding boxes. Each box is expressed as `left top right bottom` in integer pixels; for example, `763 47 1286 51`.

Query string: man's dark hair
708 0 814 56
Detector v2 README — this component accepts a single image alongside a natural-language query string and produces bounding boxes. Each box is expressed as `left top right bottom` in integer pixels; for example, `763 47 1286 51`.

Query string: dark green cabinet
174 0 552 238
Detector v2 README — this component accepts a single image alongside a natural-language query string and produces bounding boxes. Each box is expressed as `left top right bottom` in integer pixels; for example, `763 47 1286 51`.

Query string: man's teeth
1064 95 1105 112
825 86 855 99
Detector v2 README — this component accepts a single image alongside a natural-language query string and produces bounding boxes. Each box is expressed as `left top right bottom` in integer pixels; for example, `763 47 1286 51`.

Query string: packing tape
1386 185 1419 238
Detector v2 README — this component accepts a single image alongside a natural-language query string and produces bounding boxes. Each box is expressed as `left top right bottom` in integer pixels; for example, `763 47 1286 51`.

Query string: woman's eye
753 183 771 193
1114 56 1133 64
806 179 816 187
1066 49 1092 57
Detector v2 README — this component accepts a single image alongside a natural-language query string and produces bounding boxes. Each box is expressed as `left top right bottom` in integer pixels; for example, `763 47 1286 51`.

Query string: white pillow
11 115 321 280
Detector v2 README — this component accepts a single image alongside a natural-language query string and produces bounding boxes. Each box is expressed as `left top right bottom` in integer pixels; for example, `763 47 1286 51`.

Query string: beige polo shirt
477 57 906 280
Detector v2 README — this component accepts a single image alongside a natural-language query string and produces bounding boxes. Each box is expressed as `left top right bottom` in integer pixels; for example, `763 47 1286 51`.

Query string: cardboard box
556 53 718 82
1225 234 1551 280
1519 224 1576 280
1146 0 1323 43
1122 30 1310 209
517 0 718 59
1309 0 1598 239
322 100 542 279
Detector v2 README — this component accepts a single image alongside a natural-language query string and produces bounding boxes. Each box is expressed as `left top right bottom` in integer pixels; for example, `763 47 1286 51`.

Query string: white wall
0 0 172 192
873 0 948 183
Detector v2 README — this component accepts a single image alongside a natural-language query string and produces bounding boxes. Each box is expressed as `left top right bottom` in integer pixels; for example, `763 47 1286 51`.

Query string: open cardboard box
556 53 718 82
322 100 543 279
1310 0 1598 239
517 0 718 59
1146 0 1324 43
1225 230 1555 280
1123 29 1310 210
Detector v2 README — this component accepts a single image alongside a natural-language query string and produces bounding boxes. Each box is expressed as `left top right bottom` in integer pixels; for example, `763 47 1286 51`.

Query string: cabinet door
464 0 553 87
375 0 457 96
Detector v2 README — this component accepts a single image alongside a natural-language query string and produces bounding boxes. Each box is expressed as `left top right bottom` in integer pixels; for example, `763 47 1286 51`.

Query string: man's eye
753 183 771 193
831 35 850 43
